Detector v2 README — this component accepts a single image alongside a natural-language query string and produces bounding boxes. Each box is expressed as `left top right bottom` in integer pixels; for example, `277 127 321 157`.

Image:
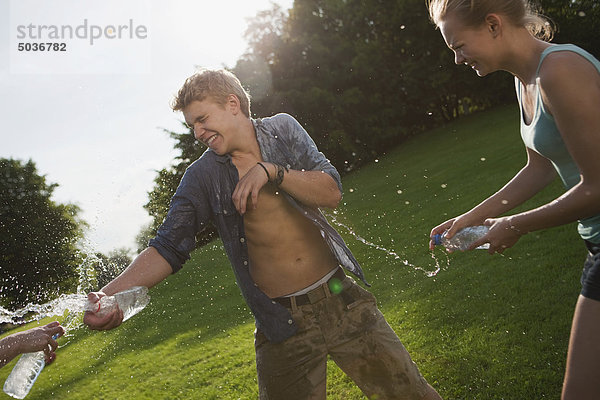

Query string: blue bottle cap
432 234 442 245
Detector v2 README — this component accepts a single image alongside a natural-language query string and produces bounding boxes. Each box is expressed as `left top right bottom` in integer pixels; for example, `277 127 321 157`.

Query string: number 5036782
18 42 66 51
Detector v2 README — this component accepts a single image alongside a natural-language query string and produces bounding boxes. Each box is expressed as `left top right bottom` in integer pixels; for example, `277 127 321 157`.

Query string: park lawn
1 104 583 399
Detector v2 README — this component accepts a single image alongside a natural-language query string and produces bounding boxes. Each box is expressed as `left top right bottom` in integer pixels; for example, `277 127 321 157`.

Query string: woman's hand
474 217 524 254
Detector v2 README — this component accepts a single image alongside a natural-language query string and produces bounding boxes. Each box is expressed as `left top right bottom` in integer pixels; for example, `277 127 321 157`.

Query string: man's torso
233 157 338 298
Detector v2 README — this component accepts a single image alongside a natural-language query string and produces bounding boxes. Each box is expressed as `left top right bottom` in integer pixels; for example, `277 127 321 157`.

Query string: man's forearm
101 247 173 295
264 163 341 209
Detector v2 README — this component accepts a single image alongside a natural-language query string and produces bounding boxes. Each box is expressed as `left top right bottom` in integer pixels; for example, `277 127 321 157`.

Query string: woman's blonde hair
427 0 554 41
171 69 252 117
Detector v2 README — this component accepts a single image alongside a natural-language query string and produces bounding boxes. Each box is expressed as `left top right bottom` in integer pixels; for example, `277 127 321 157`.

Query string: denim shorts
580 240 600 301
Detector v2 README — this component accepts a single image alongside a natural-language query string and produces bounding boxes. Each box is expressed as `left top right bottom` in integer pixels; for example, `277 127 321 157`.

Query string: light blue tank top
517 44 600 243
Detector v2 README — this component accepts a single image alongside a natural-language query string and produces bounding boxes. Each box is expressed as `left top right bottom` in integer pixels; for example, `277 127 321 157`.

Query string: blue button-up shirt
149 113 368 343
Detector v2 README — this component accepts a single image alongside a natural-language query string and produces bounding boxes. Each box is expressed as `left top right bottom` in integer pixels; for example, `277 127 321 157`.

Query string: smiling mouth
205 134 218 146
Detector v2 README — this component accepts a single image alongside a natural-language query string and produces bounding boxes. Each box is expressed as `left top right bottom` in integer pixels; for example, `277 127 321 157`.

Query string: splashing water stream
1 252 106 338
324 211 449 277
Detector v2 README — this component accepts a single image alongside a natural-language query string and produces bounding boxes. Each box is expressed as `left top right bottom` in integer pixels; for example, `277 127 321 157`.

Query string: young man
84 69 441 400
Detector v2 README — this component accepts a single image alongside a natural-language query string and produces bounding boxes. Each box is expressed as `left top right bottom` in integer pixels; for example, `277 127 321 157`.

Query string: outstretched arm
429 146 556 250
83 247 172 331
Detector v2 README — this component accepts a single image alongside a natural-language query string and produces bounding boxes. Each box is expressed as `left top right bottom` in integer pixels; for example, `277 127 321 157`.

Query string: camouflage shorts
255 276 429 400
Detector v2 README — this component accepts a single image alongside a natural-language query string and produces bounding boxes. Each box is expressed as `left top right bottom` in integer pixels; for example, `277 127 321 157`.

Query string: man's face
183 98 233 155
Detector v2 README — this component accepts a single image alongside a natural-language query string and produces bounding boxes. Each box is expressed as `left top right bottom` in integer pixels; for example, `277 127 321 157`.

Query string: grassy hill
1 104 583 399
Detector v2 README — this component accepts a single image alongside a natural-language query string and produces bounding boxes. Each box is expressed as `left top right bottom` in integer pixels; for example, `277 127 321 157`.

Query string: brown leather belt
273 267 346 308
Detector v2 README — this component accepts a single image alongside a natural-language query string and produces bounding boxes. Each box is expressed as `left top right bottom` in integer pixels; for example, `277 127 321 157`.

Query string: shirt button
240 237 245 243
243 260 248 266
287 319 293 325
223 210 227 215
271 300 277 304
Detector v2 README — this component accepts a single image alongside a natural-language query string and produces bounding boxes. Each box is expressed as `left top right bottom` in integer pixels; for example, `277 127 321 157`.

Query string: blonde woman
427 1 600 399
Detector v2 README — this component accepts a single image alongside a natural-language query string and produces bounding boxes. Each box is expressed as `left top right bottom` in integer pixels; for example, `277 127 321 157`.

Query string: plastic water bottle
84 286 150 321
433 225 490 251
3 287 150 399
3 334 58 399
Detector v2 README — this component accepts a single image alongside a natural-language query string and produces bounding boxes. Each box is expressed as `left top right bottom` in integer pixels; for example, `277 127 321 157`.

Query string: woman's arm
430 146 556 249
478 52 600 253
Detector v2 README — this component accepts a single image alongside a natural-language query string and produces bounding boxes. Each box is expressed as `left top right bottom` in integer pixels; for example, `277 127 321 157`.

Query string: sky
1 0 294 254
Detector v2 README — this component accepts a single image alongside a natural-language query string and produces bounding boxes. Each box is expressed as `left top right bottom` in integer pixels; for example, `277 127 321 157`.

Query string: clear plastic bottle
433 225 490 251
2 287 150 398
3 334 58 399
84 286 150 321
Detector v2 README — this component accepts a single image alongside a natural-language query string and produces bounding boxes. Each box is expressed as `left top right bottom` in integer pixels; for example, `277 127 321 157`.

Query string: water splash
324 211 449 277
0 252 111 337
0 294 87 325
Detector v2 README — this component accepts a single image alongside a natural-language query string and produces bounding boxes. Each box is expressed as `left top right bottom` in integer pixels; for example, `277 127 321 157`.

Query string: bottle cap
432 234 442 245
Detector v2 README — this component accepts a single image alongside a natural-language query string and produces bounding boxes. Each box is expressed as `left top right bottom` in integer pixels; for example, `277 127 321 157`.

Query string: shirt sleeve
279 113 343 193
148 165 211 273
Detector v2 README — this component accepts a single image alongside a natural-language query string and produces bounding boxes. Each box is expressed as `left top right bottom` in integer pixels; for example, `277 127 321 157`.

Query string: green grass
1 104 583 399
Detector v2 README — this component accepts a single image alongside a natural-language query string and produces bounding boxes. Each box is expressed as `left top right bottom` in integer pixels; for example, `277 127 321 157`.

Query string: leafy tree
0 159 85 309
93 248 132 289
240 0 514 170
540 0 599 57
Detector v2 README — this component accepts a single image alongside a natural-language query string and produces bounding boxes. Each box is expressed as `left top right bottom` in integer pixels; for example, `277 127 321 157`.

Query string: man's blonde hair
171 69 252 117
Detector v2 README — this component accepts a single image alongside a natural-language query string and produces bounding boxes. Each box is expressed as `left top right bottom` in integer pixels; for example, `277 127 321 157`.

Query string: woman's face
439 13 500 77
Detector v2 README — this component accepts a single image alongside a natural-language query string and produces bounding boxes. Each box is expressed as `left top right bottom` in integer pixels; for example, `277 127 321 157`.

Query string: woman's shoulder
539 44 600 81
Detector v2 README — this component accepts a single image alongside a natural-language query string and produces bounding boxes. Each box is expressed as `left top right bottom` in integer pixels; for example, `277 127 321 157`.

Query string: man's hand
83 292 124 331
232 163 270 215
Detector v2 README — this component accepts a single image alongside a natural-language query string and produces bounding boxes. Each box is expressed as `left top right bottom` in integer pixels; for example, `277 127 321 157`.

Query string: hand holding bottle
83 292 124 331
475 217 524 254
2 323 64 399
0 322 64 368
15 322 64 365
432 225 490 251
83 286 150 331
429 213 486 251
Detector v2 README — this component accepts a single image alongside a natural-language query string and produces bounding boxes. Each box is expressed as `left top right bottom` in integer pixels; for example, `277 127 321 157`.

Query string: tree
0 159 85 309
240 0 514 171
92 248 132 289
540 0 599 57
